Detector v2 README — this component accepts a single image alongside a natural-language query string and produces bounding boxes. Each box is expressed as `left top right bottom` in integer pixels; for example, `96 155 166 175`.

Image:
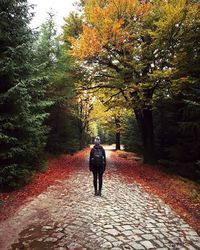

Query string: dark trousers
92 171 103 191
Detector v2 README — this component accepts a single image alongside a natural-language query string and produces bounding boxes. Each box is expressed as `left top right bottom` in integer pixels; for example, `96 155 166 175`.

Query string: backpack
93 147 104 167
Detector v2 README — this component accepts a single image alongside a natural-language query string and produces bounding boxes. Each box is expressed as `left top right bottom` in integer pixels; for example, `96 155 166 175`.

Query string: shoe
95 190 98 196
99 191 102 196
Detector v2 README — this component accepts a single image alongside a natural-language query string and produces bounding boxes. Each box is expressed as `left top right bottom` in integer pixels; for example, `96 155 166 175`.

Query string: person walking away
89 136 106 196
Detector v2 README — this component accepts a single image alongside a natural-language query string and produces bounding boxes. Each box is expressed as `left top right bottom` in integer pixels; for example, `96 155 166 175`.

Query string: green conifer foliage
0 0 49 188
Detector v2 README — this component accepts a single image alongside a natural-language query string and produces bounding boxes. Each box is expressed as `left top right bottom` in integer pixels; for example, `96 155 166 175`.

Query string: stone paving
0 149 200 250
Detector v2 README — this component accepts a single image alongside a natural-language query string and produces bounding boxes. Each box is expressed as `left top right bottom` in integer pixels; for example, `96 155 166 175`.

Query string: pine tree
0 0 50 188
33 12 60 76
34 13 85 153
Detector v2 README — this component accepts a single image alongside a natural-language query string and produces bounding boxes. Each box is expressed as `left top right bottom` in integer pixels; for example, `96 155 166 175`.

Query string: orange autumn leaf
69 24 103 60
67 0 151 61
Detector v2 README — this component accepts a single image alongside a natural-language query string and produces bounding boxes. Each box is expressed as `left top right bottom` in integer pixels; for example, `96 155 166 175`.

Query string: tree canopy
65 0 200 164
0 0 199 188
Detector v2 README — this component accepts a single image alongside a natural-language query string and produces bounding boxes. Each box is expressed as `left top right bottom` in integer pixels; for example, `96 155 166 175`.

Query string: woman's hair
94 136 100 145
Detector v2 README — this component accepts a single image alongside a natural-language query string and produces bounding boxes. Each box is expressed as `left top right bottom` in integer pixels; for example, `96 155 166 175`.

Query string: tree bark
79 129 83 150
116 132 121 150
135 108 156 164
77 118 84 150
115 117 121 150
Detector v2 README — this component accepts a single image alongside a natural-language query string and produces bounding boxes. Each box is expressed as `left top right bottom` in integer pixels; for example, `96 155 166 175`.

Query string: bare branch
102 91 122 105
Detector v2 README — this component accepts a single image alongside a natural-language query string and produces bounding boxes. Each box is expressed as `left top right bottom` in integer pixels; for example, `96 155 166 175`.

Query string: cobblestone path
0 148 200 250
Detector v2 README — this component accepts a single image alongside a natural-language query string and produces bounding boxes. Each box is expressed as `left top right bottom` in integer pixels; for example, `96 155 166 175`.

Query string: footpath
0 147 199 250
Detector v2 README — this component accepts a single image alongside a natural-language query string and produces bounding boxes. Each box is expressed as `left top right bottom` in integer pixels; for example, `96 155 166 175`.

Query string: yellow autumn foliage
69 25 102 59
68 0 151 61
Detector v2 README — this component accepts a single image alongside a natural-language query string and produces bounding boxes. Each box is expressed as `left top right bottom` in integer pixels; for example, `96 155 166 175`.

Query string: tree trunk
115 117 121 150
77 118 84 150
116 132 121 150
79 130 83 150
135 108 156 164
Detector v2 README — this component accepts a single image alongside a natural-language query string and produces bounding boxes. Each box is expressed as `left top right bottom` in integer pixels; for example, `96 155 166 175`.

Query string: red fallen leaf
111 151 200 235
0 148 199 235
0 148 88 222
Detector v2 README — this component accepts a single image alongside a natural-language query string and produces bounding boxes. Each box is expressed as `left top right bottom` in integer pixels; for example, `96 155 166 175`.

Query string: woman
89 136 106 196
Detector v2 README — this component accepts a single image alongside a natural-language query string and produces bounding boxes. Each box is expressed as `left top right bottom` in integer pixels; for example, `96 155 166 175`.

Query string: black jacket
89 145 106 172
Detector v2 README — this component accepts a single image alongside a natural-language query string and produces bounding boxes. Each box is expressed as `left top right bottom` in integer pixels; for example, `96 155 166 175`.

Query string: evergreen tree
0 0 50 188
34 13 86 153
33 12 60 76
46 45 82 153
